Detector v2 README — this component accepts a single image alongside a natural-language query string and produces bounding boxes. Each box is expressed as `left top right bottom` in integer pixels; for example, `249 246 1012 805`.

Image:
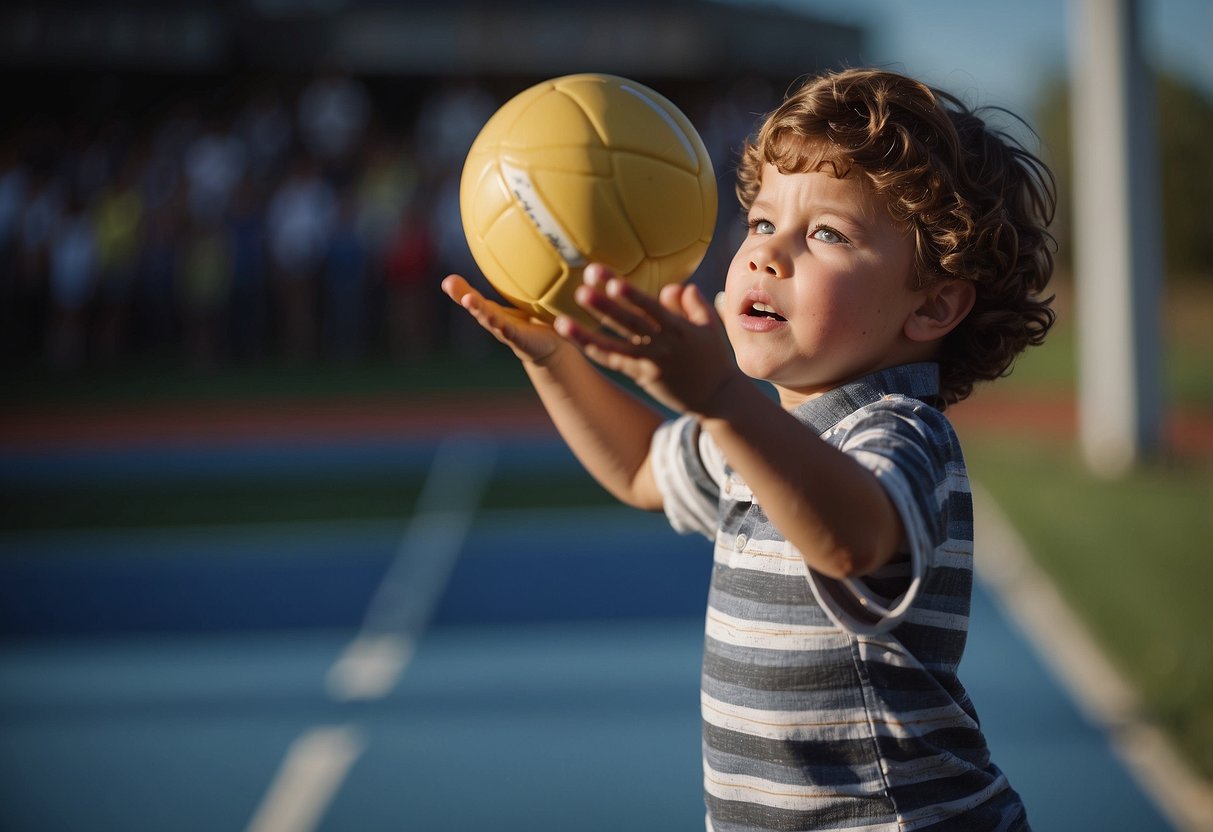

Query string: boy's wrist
689 372 754 423
522 336 584 380
529 336 573 368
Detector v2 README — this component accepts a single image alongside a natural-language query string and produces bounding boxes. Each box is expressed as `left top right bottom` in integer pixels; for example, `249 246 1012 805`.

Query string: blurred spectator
92 165 143 362
414 81 496 171
22 172 65 359
323 189 369 363
383 198 437 364
74 125 122 207
226 177 268 361
0 148 28 262
46 195 97 368
432 170 490 356
356 133 418 265
298 72 370 181
134 202 181 355
180 216 231 369
140 139 183 218
266 157 336 363
21 172 63 294
238 86 294 187
0 147 30 354
0 73 507 371
184 118 246 223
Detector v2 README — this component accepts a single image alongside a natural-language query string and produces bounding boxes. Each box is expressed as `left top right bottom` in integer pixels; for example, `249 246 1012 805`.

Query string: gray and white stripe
651 364 1029 831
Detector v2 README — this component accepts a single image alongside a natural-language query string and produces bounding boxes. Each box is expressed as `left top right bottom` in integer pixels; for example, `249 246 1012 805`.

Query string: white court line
974 483 1213 832
327 435 497 701
246 725 365 832
326 631 417 704
246 436 496 832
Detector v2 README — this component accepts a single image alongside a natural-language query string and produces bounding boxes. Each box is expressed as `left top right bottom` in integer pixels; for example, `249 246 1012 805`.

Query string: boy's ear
904 279 976 343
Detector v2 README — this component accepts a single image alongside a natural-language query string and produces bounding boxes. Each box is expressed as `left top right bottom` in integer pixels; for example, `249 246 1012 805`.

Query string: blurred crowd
0 73 504 371
0 72 764 372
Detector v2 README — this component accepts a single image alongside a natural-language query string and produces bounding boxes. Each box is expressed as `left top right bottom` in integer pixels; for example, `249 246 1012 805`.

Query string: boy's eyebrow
748 197 776 215
750 196 874 231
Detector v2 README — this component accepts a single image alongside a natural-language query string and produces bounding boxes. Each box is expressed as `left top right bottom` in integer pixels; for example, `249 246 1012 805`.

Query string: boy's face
722 162 927 405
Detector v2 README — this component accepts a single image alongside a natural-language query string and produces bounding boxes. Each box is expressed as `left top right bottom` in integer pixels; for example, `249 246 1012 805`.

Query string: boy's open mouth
745 302 787 322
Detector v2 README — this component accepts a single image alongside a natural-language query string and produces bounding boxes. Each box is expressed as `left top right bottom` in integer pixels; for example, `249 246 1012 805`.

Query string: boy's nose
748 249 788 279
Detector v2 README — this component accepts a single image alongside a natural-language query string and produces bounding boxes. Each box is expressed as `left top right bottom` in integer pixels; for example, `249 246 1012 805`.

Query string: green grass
966 436 1213 781
3 351 534 408
995 279 1213 408
964 280 1213 781
0 470 615 533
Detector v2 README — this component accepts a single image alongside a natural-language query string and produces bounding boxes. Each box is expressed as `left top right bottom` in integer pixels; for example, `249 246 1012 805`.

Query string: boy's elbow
596 476 663 513
810 503 904 580
809 541 889 581
623 458 664 513
601 490 663 514
619 480 665 513
814 547 860 581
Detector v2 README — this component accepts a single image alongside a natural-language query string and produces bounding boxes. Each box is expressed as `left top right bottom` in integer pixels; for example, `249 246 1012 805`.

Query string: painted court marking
327 435 497 701
246 725 366 832
246 436 497 832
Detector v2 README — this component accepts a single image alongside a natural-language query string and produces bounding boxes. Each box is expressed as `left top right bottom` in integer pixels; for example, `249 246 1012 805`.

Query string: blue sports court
0 426 1178 831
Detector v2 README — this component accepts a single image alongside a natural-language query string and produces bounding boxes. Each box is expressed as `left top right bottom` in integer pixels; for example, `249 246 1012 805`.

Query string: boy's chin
734 353 800 388
736 359 835 401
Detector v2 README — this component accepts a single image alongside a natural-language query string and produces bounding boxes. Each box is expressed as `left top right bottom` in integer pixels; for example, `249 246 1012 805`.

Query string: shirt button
734 534 747 552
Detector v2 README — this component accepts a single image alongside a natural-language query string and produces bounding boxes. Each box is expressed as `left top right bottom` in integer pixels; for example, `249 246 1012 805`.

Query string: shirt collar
789 363 942 435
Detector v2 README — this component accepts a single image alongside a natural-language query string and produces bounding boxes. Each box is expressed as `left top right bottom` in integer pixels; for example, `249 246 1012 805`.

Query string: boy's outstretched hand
557 263 743 418
441 274 566 365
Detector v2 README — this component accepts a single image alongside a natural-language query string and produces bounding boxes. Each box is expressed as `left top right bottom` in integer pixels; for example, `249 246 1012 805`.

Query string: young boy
442 68 1055 831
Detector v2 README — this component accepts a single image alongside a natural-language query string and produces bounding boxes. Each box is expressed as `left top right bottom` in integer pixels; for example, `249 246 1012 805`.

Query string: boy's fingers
581 265 674 330
443 275 495 319
555 315 603 349
582 262 617 287
681 284 717 326
658 283 687 316
617 279 712 332
445 278 509 332
604 277 673 325
441 274 473 300
557 314 646 358
581 341 640 377
576 281 661 341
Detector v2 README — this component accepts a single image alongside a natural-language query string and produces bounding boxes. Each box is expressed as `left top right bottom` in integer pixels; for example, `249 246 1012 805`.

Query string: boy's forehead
757 160 874 201
755 161 894 228
765 133 855 180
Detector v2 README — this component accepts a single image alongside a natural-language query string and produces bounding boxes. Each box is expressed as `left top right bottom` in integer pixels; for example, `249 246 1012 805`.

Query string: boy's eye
811 225 848 245
749 218 775 235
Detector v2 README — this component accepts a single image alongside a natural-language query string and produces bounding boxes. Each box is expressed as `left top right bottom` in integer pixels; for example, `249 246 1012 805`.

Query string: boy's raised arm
523 345 665 511
441 274 665 511
558 272 905 580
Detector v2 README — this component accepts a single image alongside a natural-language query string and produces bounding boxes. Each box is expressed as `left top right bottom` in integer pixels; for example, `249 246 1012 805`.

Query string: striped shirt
650 364 1029 832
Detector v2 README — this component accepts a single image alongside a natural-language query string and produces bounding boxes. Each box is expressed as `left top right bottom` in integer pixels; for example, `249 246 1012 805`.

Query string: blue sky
754 0 1212 120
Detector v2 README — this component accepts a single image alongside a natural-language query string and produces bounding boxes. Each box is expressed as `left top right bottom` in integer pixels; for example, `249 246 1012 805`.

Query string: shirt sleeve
649 414 726 540
806 398 966 635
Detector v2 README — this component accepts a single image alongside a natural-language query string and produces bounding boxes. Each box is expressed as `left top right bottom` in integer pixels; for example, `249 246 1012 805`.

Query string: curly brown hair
736 68 1056 405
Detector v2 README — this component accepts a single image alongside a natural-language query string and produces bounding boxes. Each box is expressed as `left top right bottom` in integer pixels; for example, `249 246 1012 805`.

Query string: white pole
1069 0 1164 476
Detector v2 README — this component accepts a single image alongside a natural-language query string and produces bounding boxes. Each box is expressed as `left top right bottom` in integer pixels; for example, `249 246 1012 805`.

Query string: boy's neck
771 360 941 412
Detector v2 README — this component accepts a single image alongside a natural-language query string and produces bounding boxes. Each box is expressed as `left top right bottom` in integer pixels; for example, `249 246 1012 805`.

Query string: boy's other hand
441 274 565 365
557 263 743 417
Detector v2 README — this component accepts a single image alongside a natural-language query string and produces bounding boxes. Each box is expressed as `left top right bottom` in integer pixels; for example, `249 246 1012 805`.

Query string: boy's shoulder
792 364 965 468
790 363 947 435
